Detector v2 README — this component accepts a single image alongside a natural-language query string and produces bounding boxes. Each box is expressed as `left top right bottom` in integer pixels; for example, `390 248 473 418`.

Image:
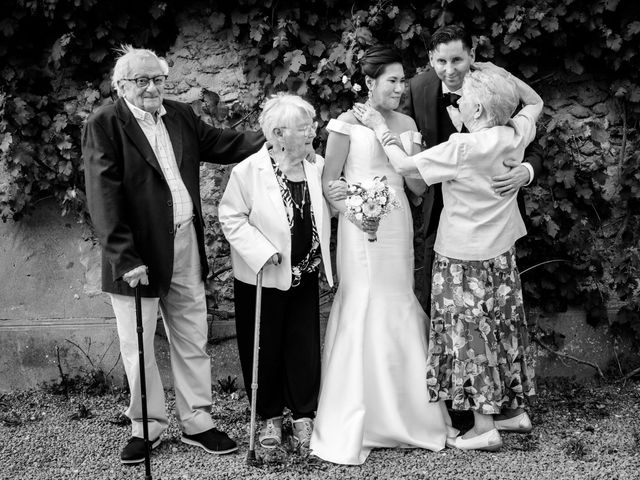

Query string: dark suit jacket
82 97 264 297
402 68 543 234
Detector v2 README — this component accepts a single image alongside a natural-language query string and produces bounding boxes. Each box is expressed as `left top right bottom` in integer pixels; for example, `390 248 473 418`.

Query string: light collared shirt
124 99 193 227
410 105 538 261
441 82 534 185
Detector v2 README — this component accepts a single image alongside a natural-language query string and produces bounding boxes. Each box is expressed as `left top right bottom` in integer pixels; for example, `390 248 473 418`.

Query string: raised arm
351 104 418 176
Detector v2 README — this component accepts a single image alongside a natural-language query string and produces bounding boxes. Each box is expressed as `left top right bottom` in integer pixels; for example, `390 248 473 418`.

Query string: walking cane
246 268 264 466
134 286 153 480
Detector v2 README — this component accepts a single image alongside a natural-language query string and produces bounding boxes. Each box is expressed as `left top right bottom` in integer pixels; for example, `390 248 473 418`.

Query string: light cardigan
219 144 334 290
409 106 537 261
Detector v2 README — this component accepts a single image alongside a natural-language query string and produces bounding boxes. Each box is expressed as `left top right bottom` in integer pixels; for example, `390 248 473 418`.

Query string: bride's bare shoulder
391 110 418 132
336 110 359 125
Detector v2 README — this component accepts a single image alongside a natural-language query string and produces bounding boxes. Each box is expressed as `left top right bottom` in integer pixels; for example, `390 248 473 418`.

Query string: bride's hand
351 216 379 234
352 103 386 130
327 178 348 202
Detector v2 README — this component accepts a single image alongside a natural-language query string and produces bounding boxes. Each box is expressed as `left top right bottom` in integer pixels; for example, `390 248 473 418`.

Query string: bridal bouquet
344 176 401 242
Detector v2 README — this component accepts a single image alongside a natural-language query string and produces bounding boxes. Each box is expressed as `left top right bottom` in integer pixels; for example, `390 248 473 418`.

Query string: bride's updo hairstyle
359 45 403 81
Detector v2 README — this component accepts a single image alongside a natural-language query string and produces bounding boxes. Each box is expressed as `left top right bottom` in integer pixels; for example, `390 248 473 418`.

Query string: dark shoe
181 427 238 454
120 436 161 464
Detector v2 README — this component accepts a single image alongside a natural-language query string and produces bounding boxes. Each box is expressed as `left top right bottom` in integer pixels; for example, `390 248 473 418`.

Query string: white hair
259 93 316 143
111 44 169 97
462 69 518 127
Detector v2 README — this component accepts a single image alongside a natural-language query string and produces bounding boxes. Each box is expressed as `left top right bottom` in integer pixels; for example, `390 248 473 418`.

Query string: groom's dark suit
402 68 543 307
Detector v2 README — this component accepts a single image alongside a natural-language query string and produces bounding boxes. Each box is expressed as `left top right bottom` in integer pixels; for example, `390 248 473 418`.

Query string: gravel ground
1 378 639 480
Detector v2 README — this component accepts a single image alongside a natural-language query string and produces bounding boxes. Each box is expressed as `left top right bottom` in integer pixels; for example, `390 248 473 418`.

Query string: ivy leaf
0 132 12 154
575 185 592 199
89 48 108 63
149 2 167 20
355 26 373 44
519 63 537 78
605 0 620 11
328 43 347 65
605 34 622 51
541 16 559 32
250 22 266 42
396 10 415 33
307 13 319 26
545 217 560 238
284 49 306 73
626 21 640 37
600 165 620 200
273 65 289 86
504 34 522 50
308 40 326 57
387 6 400 19
50 33 72 65
52 114 68 133
263 49 279 64
555 168 576 188
464 0 482 11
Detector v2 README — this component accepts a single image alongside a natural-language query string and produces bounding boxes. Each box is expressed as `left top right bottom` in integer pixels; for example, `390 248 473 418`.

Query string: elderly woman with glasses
219 93 336 450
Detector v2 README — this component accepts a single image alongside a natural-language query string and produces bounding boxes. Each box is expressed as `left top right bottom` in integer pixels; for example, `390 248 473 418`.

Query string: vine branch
533 337 604 378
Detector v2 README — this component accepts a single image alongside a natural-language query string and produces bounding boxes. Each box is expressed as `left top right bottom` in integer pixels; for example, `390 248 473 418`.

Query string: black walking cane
246 268 264 466
134 286 153 480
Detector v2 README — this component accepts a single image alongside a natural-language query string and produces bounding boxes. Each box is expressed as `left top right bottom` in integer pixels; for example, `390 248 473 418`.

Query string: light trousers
110 221 214 439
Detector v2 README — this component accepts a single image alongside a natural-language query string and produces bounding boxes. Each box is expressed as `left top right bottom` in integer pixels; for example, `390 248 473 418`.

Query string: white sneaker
494 412 532 433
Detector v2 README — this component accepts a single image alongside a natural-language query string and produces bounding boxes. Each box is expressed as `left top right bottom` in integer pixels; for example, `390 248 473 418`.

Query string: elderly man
402 24 543 305
82 45 263 464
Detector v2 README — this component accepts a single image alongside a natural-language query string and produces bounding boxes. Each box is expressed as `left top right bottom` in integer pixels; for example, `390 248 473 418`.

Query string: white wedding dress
310 119 447 465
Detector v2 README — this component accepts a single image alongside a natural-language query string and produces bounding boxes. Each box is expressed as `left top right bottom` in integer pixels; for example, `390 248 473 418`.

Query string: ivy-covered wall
0 0 638 350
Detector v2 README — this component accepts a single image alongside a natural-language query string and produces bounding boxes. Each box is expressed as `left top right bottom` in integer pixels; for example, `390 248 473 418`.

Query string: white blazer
219 144 334 290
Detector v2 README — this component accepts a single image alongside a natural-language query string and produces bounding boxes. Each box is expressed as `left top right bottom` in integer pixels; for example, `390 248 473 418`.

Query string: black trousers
233 271 320 419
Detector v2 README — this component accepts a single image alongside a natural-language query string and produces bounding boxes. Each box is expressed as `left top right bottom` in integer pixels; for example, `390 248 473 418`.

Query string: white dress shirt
124 99 193 227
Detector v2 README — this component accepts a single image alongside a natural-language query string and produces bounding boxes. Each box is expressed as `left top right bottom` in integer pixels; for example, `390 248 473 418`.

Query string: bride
310 46 451 465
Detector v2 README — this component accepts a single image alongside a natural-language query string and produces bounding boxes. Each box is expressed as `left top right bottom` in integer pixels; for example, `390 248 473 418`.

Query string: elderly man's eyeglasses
123 75 168 88
280 121 318 136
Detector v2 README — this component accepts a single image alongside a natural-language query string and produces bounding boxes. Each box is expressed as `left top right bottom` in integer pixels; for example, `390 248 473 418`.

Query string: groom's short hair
428 25 473 53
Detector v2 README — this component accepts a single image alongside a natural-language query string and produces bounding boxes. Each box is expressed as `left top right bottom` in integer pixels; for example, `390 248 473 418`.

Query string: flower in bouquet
344 176 401 242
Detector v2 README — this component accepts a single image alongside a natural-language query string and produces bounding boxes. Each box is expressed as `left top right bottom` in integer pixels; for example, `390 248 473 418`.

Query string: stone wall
1 6 637 392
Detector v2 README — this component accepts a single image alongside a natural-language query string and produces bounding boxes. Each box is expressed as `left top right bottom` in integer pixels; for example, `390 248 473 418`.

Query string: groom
402 24 543 308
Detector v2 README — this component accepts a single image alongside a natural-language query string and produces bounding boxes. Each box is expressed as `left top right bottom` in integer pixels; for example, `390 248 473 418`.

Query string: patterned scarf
270 154 322 287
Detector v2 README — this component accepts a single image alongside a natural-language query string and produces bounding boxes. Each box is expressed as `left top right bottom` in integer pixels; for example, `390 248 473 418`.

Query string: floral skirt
426 247 536 414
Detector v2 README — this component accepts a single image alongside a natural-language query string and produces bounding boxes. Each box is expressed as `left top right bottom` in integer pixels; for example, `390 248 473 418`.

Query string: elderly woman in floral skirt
353 62 542 451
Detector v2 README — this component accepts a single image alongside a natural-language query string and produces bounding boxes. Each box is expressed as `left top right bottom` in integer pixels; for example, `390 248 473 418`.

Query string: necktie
442 92 461 108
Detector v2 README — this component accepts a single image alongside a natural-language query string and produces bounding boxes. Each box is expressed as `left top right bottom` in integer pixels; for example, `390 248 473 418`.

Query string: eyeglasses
280 121 318 136
123 75 168 88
